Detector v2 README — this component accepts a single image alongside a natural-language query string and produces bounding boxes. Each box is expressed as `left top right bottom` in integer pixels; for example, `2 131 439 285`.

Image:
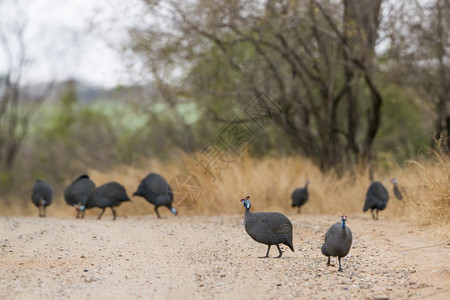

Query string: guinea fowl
133 173 177 218
391 178 403 200
291 180 309 213
64 174 96 218
31 179 53 217
240 196 294 258
363 181 389 220
85 182 130 220
321 215 352 272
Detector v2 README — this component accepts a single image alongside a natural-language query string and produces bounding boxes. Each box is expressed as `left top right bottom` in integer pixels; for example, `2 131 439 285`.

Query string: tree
130 0 385 174
0 0 30 173
382 0 449 151
0 0 49 175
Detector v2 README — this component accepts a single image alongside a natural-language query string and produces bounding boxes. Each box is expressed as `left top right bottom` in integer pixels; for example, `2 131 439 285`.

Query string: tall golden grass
3 150 449 237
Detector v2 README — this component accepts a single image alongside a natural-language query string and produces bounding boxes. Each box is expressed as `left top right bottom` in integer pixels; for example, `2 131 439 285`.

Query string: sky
0 0 433 89
0 0 144 88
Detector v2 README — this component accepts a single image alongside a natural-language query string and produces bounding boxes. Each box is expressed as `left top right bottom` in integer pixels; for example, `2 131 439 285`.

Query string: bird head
391 178 398 185
240 195 251 209
170 207 178 216
75 203 85 212
39 199 47 207
341 214 347 228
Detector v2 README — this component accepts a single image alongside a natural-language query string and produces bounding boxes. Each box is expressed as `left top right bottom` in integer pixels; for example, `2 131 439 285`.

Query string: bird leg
39 205 45 217
297 207 301 214
76 210 80 218
81 210 85 219
97 208 106 219
275 244 283 258
154 206 161 219
338 257 343 272
111 207 117 220
259 245 271 258
376 209 379 220
327 256 331 266
371 209 376 220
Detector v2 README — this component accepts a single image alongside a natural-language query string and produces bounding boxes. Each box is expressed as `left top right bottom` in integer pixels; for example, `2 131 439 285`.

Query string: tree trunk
343 0 383 171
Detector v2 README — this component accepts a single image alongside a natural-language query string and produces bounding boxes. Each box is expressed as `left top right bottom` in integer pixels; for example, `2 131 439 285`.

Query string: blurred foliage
376 83 430 161
11 81 429 185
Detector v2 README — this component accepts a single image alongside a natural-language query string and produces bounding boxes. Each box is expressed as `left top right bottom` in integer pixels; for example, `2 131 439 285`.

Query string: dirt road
0 214 449 299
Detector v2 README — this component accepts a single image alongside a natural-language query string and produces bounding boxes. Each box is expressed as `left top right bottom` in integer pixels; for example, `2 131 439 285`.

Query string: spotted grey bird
363 181 389 220
291 180 309 213
31 179 53 217
85 182 130 220
64 174 96 218
391 178 403 200
240 196 294 258
133 173 177 218
321 215 352 272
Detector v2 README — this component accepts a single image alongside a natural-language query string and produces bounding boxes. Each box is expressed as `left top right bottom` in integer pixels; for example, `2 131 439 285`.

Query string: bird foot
338 268 343 272
258 255 270 259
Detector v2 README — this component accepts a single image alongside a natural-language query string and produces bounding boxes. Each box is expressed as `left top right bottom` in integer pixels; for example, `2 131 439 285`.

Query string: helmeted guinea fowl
321 215 352 272
291 180 309 213
240 196 294 258
31 179 53 217
391 178 403 200
363 181 389 220
64 174 96 218
85 182 130 220
133 173 177 218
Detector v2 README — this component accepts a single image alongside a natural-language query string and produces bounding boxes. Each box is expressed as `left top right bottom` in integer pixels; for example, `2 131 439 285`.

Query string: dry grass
401 151 450 237
2 151 449 237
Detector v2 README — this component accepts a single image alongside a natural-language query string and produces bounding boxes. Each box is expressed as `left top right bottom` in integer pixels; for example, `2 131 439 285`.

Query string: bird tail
286 241 294 252
363 198 371 212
